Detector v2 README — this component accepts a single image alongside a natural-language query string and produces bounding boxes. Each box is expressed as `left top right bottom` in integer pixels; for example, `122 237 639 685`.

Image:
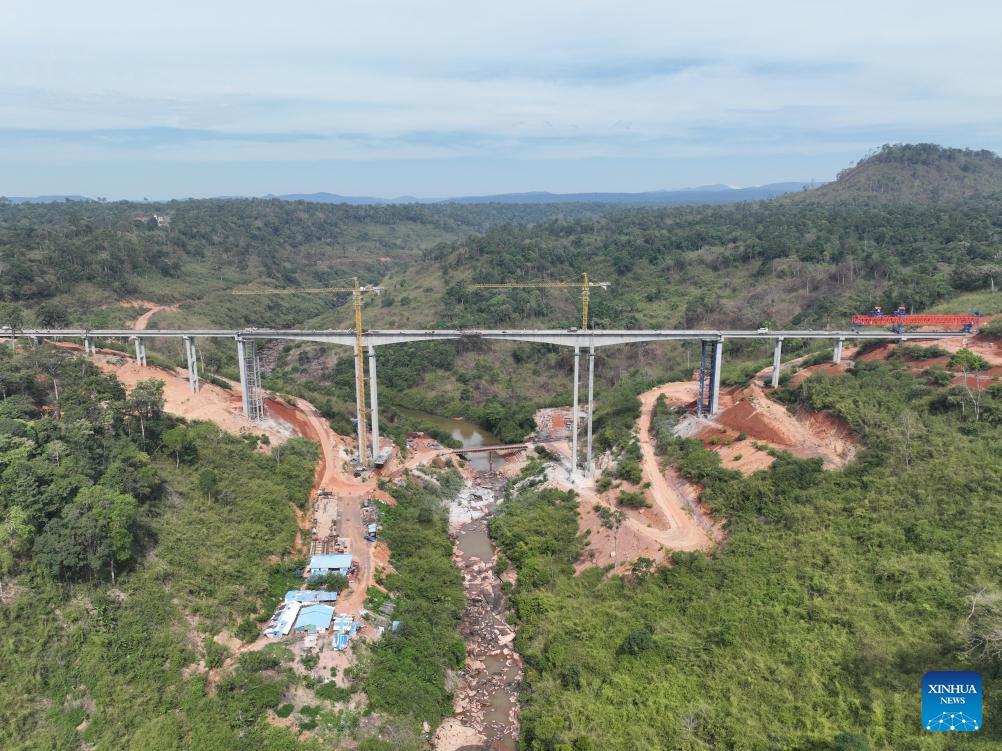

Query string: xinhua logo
922 671 982 731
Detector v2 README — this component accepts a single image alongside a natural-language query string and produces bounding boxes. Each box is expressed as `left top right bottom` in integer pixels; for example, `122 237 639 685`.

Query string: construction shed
264 601 301 638
285 590 338 604
307 553 353 577
293 604 336 634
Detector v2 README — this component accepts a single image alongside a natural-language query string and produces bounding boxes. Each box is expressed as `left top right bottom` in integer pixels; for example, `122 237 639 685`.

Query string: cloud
2 0 1001 195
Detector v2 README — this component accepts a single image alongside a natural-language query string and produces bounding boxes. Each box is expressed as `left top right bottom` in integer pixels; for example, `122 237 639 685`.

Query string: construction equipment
472 272 610 329
852 307 980 334
233 277 383 464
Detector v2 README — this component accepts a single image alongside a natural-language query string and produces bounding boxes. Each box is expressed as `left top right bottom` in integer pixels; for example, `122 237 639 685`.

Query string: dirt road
636 384 715 551
124 300 179 331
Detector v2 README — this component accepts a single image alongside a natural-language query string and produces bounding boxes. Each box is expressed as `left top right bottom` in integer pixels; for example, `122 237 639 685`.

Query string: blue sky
3 0 1001 199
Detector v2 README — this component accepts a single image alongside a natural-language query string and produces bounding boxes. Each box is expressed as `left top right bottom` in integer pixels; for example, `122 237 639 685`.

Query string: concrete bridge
12 326 965 478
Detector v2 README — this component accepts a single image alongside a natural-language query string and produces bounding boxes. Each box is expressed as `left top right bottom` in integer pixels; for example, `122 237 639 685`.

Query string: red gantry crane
851 306 980 333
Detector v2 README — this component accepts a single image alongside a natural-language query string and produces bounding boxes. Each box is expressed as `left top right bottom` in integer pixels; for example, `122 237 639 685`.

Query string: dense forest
493 361 1002 750
3 144 1002 749
0 346 332 749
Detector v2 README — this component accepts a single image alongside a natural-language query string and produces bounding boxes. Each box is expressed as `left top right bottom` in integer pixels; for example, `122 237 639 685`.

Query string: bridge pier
586 344 595 477
709 338 723 415
83 336 94 357
352 340 365 463
236 338 250 417
368 344 380 464
133 336 147 366
833 337 844 364
771 337 783 388
182 336 199 392
570 344 580 479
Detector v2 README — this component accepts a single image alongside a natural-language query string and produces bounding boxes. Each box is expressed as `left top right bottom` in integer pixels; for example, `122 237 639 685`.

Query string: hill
795 143 1002 203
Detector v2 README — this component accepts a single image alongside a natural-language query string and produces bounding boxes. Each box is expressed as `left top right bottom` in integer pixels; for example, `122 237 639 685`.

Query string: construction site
17 292 1001 751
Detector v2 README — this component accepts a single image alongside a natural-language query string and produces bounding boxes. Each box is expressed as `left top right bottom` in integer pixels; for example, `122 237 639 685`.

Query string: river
395 407 505 473
406 409 522 751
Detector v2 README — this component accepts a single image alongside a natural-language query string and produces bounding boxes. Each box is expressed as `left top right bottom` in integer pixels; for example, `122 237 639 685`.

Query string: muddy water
446 512 521 751
396 407 504 472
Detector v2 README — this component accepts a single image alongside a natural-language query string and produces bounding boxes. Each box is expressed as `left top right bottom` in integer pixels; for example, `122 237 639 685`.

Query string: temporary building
264 601 301 638
293 604 336 634
284 590 338 604
332 615 355 633
307 553 353 577
333 633 350 651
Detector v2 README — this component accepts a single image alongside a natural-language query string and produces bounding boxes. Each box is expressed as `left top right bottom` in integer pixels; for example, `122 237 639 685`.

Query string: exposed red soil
709 384 857 470
789 362 849 386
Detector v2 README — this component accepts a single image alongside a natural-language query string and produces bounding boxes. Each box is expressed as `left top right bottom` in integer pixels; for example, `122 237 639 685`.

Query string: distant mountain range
265 182 819 206
3 183 820 207
4 195 91 204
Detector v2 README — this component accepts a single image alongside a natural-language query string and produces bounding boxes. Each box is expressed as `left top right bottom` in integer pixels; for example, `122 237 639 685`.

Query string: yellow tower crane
472 272 610 329
233 277 383 465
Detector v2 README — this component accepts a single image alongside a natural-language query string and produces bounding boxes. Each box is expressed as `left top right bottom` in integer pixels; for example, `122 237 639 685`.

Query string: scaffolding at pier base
242 339 265 422
696 340 716 417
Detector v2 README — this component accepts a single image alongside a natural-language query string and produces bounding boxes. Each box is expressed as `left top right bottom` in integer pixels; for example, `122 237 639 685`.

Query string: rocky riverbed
433 480 521 751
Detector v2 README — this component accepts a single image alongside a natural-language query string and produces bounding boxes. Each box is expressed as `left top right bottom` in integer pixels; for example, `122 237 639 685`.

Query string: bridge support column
586 344 595 477
833 337 844 364
570 344 580 479
709 338 723 415
182 336 199 393
133 337 147 366
83 337 94 356
368 345 380 464
771 337 783 388
236 338 251 417
353 340 365 464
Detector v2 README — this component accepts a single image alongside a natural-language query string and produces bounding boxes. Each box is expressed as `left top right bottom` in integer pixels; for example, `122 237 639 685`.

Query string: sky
2 0 1002 199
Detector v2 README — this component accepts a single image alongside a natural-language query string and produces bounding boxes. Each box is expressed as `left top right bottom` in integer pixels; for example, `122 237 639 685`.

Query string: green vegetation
360 473 465 733
801 143 1002 204
0 347 320 749
616 490 650 509
496 362 1002 749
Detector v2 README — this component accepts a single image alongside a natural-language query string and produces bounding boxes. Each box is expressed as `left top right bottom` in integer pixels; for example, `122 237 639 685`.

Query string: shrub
316 681 353 703
235 618 259 643
977 317 1002 340
948 348 989 371
301 651 320 671
618 627 654 656
203 636 230 670
615 459 642 484
309 573 349 592
617 490 651 509
275 703 294 718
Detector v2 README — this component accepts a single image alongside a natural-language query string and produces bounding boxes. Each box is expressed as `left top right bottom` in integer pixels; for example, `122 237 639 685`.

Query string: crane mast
233 276 382 465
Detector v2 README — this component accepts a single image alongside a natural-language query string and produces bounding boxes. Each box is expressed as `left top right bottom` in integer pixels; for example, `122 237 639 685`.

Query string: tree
36 302 69 329
32 486 138 583
161 426 197 468
128 379 165 443
963 588 1002 665
0 303 24 350
897 410 923 469
0 505 32 598
197 468 218 499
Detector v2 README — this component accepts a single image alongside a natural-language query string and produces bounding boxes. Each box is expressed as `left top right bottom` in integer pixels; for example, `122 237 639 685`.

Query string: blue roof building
307 553 353 576
293 604 336 633
285 590 338 604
